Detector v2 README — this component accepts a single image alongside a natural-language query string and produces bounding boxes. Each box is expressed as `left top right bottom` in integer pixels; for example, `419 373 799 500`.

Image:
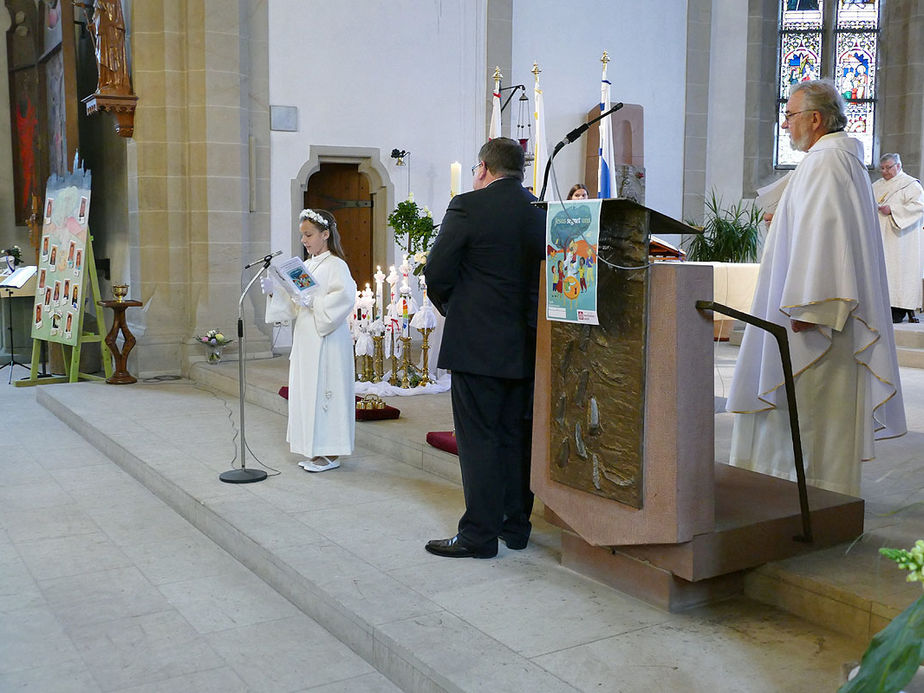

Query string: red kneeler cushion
277 387 400 421
426 431 458 456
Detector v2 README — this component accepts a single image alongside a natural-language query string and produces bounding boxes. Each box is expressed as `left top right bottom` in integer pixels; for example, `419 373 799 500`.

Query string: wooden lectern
532 199 864 611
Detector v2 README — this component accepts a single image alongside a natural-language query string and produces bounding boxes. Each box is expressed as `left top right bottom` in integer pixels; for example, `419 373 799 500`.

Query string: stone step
897 346 924 369
893 322 924 348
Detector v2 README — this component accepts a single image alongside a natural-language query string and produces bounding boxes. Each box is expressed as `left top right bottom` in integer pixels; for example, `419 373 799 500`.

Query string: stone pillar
129 0 271 376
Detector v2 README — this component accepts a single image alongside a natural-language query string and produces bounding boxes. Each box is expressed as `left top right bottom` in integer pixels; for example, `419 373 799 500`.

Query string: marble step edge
743 561 903 643
36 387 578 693
188 362 463 486
896 345 924 369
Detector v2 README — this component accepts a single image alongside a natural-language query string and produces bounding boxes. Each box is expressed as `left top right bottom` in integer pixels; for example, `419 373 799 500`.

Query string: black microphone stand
219 256 272 483
1 287 28 384
538 102 624 202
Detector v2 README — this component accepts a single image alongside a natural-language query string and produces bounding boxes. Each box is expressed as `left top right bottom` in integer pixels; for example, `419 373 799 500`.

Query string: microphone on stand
539 102 624 201
243 250 282 269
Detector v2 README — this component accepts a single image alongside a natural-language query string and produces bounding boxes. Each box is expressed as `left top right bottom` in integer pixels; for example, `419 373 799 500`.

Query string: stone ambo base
548 464 865 612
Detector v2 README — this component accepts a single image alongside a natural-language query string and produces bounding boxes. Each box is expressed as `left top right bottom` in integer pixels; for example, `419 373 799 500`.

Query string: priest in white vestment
727 80 906 497
872 153 924 323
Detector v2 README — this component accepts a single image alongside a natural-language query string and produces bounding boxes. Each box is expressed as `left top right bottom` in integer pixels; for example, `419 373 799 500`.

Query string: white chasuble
872 171 924 310
727 132 905 496
266 251 357 458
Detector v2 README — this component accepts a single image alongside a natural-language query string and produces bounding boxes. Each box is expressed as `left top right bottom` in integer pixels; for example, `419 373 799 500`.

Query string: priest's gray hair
880 153 902 166
790 79 848 133
478 137 525 181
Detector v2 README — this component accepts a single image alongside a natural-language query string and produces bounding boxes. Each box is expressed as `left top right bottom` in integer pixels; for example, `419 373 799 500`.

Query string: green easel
16 234 113 386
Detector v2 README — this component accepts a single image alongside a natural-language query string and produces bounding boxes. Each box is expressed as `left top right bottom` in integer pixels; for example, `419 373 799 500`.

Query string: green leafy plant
838 540 924 692
685 191 762 263
388 194 436 257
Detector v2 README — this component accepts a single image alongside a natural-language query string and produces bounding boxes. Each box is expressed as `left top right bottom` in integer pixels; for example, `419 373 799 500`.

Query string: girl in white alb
263 209 356 472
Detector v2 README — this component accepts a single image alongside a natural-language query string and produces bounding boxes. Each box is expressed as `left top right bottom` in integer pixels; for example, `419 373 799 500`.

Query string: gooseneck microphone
243 250 282 269
539 102 624 201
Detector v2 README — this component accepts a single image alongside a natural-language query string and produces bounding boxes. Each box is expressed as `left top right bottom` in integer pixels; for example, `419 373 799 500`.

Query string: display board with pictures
31 169 91 346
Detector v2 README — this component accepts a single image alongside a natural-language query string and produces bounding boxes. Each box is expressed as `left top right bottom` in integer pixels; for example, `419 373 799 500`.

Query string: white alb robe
872 171 924 310
266 251 356 458
727 132 906 496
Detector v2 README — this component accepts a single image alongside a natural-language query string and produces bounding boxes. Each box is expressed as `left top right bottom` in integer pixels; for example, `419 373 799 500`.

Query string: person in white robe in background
872 153 924 324
263 208 356 472
727 80 906 497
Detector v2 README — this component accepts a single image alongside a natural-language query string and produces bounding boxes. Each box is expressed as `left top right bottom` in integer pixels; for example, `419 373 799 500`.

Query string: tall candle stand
417 327 433 386
388 338 400 386
399 335 412 388
362 354 374 382
372 334 385 381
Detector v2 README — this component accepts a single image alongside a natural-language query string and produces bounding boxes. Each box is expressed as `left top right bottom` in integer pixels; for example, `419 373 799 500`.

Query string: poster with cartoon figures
31 169 91 346
545 199 601 325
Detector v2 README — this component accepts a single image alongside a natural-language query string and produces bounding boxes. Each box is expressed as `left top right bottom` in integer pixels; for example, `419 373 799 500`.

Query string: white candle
450 161 462 196
374 265 385 319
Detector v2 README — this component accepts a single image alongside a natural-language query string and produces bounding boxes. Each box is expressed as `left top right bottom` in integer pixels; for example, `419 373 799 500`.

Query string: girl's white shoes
298 456 340 473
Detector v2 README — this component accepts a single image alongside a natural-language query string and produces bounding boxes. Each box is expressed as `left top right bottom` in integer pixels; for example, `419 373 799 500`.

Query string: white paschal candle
374 265 385 319
450 161 461 196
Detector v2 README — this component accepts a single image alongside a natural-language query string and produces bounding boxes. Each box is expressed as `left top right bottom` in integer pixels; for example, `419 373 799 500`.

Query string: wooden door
304 163 373 287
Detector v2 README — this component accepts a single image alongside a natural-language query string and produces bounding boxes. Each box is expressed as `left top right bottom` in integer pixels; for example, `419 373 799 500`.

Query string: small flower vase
207 344 223 364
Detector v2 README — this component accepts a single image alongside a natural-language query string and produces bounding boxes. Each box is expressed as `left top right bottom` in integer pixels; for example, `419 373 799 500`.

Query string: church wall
267 0 486 276
703 0 748 208
510 0 689 220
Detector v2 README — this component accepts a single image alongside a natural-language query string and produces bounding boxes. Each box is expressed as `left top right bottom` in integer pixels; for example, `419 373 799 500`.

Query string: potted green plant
388 194 436 275
685 190 762 264
839 540 924 692
685 191 763 340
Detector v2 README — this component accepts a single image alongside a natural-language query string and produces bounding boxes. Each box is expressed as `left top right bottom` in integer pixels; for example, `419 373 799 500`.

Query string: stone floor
0 336 921 692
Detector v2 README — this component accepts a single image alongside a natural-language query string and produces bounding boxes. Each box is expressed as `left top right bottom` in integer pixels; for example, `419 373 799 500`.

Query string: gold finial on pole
601 50 610 66
531 62 541 82
492 66 502 82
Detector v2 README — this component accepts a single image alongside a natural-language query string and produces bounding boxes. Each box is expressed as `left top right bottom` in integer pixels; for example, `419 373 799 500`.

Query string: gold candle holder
112 284 129 302
417 327 433 386
362 354 374 382
388 334 400 386
372 334 385 382
399 335 412 388
355 355 367 382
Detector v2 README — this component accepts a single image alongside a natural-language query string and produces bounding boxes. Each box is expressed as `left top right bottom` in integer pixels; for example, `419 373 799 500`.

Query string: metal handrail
697 300 813 543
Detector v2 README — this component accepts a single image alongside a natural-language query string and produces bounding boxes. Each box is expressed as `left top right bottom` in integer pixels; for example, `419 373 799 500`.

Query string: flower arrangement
839 540 924 692
388 193 436 260
197 329 233 347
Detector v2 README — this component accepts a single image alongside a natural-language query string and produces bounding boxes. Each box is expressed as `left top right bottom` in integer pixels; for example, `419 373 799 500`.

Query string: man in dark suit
424 137 546 558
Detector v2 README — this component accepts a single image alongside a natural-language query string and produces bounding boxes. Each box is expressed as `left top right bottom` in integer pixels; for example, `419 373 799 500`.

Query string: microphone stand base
219 468 268 484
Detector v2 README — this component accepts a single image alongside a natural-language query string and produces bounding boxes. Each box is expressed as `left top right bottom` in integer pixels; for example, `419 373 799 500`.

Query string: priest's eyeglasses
471 162 483 175
782 110 811 122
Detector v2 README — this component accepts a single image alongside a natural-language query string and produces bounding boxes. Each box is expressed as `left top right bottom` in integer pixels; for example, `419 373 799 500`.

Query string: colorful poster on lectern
545 199 601 325
31 169 92 347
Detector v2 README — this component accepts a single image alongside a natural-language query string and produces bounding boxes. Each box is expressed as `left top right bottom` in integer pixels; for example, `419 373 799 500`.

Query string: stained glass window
775 0 880 167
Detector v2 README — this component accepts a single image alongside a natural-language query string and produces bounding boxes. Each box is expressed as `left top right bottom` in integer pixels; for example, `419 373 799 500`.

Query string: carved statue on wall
75 0 130 95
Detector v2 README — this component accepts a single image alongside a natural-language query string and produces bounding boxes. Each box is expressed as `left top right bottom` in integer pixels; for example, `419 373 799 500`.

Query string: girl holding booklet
262 208 357 472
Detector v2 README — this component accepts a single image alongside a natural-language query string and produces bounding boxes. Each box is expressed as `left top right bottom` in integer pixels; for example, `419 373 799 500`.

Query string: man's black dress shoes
425 535 497 558
499 533 528 550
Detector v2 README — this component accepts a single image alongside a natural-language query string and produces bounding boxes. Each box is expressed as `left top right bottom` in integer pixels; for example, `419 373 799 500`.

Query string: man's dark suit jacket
425 177 546 380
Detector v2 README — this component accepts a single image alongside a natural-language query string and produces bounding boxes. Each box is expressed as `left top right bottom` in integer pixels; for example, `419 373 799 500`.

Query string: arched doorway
304 162 373 286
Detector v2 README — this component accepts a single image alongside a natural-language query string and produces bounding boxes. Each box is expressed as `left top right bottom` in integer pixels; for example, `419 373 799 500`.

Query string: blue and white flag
598 56 617 199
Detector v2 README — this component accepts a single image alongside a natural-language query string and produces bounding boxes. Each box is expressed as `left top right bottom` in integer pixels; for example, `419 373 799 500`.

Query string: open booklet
269 256 318 299
0 265 37 289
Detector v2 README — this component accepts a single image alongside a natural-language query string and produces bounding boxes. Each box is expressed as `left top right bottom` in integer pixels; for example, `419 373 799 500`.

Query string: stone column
129 0 271 376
